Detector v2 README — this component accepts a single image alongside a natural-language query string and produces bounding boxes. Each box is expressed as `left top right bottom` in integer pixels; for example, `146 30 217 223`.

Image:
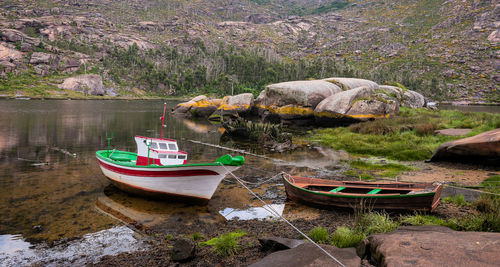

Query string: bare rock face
249 243 361 267
171 95 208 114
314 86 398 126
430 128 500 165
58 74 105 96
357 225 500 267
171 238 195 262
30 52 54 64
323 77 379 91
0 43 23 62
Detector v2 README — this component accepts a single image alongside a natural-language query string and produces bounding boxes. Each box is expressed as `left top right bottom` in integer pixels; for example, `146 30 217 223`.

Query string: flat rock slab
434 128 472 136
249 243 361 267
358 225 500 267
258 237 307 252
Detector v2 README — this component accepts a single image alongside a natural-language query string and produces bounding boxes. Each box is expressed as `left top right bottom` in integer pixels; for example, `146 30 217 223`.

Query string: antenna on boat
146 137 152 166
160 102 167 139
106 131 114 156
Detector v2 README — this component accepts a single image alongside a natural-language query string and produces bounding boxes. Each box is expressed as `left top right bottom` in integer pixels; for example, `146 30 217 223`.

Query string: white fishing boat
96 104 244 201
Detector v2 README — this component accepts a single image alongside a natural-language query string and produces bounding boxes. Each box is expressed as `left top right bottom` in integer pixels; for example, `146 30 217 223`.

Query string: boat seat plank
367 189 382 194
329 187 346 193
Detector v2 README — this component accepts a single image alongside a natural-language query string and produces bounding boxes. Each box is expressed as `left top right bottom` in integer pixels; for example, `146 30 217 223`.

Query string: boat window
168 154 176 159
168 144 177 150
159 154 166 158
150 142 158 149
178 155 186 159
159 143 167 149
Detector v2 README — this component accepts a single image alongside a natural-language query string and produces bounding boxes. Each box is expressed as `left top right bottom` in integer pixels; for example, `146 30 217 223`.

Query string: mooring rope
219 165 346 267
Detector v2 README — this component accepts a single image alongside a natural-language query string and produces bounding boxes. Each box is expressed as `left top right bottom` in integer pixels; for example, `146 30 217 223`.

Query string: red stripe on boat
98 160 219 177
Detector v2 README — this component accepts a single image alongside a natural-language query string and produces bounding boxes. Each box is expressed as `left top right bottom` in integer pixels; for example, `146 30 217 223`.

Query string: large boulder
430 128 500 165
255 80 341 124
256 80 341 108
249 243 361 267
171 95 207 114
357 225 500 267
189 98 222 117
323 77 379 91
314 86 399 126
58 74 105 96
379 85 425 108
402 90 425 108
209 93 254 120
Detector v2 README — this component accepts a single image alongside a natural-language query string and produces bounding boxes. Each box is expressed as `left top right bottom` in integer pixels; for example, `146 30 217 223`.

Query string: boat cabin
135 136 188 166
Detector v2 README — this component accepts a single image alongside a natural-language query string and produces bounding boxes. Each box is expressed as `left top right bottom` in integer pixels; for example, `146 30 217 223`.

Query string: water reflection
219 204 285 221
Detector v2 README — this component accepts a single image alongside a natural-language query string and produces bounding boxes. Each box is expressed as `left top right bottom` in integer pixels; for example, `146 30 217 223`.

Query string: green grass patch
200 231 246 257
307 226 329 244
349 160 415 178
190 232 205 241
442 194 469 207
357 212 399 235
330 226 366 248
400 213 446 226
306 108 500 161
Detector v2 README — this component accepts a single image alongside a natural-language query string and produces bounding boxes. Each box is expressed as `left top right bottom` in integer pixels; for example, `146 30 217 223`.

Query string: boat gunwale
283 175 438 199
96 150 243 168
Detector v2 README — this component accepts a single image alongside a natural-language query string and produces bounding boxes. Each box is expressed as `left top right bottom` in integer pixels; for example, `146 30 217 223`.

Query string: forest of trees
103 39 428 97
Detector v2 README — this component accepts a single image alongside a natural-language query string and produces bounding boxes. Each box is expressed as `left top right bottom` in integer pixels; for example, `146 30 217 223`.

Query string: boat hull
283 175 442 211
97 157 240 201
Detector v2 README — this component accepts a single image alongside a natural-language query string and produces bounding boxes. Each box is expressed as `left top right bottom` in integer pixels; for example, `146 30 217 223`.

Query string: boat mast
160 102 167 139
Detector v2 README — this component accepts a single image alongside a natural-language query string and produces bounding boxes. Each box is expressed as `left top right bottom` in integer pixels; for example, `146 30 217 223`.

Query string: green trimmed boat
282 174 442 211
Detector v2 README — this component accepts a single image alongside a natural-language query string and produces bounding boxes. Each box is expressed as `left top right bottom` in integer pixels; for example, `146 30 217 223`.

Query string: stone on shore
171 95 207 114
189 98 221 117
209 93 254 120
430 128 500 164
314 86 399 126
258 237 307 252
58 74 105 96
171 238 195 262
434 128 472 136
249 243 361 267
357 225 500 267
255 80 341 124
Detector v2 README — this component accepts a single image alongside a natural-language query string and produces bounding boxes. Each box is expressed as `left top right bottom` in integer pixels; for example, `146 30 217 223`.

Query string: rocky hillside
0 0 498 102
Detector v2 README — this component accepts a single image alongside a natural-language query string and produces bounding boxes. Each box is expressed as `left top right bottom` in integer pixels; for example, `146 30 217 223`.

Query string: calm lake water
0 100 347 249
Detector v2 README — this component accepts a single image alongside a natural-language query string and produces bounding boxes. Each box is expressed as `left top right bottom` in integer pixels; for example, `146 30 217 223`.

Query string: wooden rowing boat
282 174 443 211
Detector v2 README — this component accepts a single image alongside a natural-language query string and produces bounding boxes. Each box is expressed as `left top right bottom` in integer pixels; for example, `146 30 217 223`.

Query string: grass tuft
330 227 366 248
307 226 329 244
442 194 469 207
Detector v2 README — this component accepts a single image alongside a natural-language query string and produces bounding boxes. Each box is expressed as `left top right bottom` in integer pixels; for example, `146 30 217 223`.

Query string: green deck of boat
329 187 346 193
367 188 382 194
95 150 244 168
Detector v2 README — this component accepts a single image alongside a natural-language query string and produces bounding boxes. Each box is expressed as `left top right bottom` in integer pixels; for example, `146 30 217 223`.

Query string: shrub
307 226 329 244
191 232 205 241
214 232 240 257
200 231 246 257
330 227 366 248
414 122 437 136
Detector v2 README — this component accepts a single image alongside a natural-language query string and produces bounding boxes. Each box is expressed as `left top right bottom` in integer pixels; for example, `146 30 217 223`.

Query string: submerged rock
357 225 500 267
430 128 500 165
